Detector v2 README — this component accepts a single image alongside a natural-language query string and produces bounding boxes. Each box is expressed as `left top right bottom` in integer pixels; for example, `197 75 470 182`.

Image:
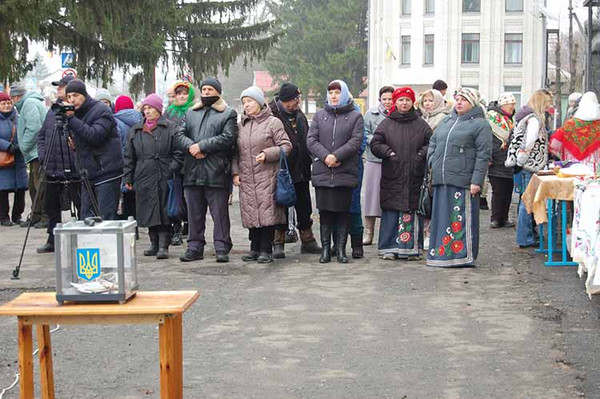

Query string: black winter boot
273 229 286 259
336 225 349 264
144 229 159 256
157 230 170 259
171 222 183 246
319 224 332 263
351 234 364 259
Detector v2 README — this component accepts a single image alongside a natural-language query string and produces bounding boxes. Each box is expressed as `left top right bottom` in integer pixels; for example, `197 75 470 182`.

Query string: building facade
368 0 545 108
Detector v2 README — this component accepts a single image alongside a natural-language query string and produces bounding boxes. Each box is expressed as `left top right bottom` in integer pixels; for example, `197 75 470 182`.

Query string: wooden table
0 291 199 399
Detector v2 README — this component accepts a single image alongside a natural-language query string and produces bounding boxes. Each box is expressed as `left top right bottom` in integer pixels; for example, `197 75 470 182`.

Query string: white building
368 0 546 108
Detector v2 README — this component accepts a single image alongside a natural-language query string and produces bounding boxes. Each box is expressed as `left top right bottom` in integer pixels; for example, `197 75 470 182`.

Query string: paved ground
0 189 599 398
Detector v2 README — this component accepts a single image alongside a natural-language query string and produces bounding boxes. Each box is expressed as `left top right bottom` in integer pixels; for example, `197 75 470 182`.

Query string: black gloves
7 143 18 154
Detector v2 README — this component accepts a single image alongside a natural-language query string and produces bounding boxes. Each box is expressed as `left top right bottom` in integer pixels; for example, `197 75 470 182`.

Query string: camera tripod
11 109 100 279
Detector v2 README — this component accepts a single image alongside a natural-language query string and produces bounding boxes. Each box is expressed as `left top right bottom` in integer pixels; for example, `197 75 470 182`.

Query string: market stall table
0 290 199 399
521 173 578 267
571 182 600 295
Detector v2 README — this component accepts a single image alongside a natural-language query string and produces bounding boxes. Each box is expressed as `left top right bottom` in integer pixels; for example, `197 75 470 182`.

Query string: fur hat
9 83 26 97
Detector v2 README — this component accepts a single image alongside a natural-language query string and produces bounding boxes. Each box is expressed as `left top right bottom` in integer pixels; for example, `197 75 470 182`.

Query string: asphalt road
0 189 599 398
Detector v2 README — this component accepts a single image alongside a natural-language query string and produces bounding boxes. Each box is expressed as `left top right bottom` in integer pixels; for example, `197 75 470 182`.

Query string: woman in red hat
371 87 432 260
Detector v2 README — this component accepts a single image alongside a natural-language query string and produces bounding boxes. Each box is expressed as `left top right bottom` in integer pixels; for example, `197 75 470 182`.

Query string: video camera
51 102 75 115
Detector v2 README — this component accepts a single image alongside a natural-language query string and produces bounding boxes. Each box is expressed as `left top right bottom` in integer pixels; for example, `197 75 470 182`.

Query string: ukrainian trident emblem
76 248 101 281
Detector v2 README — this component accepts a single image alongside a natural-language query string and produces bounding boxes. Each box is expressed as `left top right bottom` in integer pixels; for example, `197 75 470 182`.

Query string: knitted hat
115 95 135 113
200 77 222 94
456 87 480 107
498 92 517 106
66 79 88 96
279 83 301 102
9 83 26 97
392 86 416 104
432 79 448 91
0 92 11 103
240 86 265 107
142 93 163 114
95 88 113 104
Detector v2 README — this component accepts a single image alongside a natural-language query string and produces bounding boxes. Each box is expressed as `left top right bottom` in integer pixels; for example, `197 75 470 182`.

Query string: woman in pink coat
233 86 292 263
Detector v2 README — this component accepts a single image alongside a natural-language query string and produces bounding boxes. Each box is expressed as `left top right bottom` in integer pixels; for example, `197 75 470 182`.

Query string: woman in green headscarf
166 81 196 125
165 81 196 245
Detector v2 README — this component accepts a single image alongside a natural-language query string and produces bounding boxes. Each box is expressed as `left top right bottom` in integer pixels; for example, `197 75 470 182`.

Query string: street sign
62 68 77 78
61 53 75 68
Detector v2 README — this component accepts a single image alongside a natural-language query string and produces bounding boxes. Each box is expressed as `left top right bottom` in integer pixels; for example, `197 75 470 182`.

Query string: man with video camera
64 79 124 221
36 75 81 253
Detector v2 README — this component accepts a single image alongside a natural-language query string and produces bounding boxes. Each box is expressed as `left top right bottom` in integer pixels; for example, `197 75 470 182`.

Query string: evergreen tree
2 0 279 93
265 0 368 104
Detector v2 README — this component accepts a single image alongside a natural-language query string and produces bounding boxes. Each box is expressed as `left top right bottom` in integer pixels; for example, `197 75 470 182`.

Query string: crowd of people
1 73 597 267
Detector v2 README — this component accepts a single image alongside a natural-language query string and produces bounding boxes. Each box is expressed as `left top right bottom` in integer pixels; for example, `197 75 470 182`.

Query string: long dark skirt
378 209 422 257
315 187 352 213
426 185 480 267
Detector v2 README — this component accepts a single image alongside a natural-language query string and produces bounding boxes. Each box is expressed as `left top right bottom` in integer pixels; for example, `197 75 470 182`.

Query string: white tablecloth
571 183 600 296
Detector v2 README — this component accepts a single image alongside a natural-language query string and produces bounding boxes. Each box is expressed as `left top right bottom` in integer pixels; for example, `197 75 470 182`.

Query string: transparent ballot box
54 217 138 305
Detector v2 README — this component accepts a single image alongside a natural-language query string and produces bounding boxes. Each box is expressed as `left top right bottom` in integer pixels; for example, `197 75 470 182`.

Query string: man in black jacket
174 77 238 263
269 83 321 258
36 75 81 253
65 79 124 220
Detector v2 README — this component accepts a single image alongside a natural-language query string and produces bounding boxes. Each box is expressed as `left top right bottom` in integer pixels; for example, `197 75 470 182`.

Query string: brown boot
273 229 286 259
363 216 375 245
300 228 322 254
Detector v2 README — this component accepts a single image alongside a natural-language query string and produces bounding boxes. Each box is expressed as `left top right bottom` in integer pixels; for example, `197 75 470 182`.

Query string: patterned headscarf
166 81 196 118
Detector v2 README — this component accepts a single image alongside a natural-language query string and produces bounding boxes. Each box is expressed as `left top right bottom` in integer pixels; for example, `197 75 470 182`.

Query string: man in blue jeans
515 170 538 248
65 79 124 220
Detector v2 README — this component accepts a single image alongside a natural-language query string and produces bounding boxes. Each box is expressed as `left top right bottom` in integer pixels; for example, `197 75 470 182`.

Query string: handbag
275 147 297 207
0 123 16 168
416 167 432 219
167 177 186 220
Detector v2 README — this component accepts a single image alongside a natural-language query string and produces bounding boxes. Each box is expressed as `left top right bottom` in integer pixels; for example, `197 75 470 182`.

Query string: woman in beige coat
233 86 292 263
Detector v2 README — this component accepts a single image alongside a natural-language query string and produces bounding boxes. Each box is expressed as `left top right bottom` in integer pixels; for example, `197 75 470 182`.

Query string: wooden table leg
159 314 183 399
37 324 55 399
18 318 34 399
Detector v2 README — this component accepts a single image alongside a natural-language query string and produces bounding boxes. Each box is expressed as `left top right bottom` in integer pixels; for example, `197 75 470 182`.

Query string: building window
463 0 480 12
424 0 435 14
504 85 522 108
424 35 434 65
402 0 411 15
401 36 411 65
461 33 480 64
504 33 523 64
506 0 523 12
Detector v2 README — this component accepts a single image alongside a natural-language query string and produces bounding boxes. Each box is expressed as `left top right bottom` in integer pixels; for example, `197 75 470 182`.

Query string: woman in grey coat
426 88 492 268
124 94 183 260
307 80 364 263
